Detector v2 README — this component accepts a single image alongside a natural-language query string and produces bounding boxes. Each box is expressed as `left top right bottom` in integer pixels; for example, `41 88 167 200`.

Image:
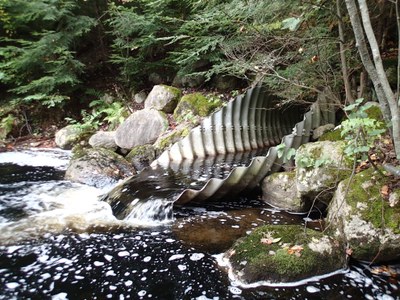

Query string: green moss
126 145 154 159
161 84 182 99
344 168 400 234
230 225 344 282
155 126 191 152
319 128 343 142
173 93 223 122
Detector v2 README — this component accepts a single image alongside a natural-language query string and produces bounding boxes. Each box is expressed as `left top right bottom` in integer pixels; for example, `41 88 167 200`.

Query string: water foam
0 148 71 169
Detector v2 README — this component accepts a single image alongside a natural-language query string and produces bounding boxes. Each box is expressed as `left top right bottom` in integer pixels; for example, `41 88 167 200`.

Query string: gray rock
261 171 305 212
65 148 135 188
134 91 147 104
295 141 351 204
88 131 117 150
144 85 181 113
55 125 87 150
312 124 335 140
326 168 400 262
115 108 168 149
126 144 156 171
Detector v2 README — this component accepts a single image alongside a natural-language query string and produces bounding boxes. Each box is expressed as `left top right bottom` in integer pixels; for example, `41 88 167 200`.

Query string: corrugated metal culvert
104 86 336 219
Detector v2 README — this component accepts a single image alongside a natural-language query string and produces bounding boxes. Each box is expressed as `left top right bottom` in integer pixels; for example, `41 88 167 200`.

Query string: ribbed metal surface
151 85 335 205
103 86 336 218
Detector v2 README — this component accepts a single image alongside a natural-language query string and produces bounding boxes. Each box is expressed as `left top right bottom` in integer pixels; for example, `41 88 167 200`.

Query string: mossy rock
154 124 192 155
226 225 346 284
327 167 400 262
173 93 223 123
318 128 343 142
126 144 156 171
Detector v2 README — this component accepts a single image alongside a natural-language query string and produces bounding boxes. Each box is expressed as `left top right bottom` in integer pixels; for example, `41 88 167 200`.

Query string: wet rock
173 93 223 123
65 148 135 188
144 85 182 113
295 141 352 205
261 171 306 212
55 125 89 150
88 131 117 150
326 168 400 262
125 144 156 171
115 108 168 149
225 225 345 284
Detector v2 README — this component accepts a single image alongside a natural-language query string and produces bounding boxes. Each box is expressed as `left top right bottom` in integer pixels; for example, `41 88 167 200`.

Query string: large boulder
295 141 352 204
144 85 181 113
224 225 346 284
115 108 168 150
88 131 117 150
65 148 135 188
173 93 223 123
261 171 305 212
326 168 400 262
55 125 88 150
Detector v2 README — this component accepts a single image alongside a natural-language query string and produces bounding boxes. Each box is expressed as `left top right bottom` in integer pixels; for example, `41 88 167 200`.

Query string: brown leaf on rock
381 185 389 198
287 245 303 255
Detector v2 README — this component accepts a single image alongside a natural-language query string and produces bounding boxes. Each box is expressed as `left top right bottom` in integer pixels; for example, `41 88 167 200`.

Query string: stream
0 149 399 299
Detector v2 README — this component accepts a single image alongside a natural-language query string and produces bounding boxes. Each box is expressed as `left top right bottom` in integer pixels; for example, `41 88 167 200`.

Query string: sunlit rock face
88 131 117 150
327 168 400 262
144 84 181 113
115 108 168 149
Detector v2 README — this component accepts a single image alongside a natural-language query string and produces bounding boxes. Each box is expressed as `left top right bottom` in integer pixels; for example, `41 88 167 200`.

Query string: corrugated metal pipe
103 85 336 219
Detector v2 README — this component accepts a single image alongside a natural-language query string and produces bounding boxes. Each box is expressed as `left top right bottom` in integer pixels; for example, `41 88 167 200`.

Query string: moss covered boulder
65 148 136 188
327 168 400 262
144 85 182 113
225 225 346 284
173 93 223 123
295 141 352 204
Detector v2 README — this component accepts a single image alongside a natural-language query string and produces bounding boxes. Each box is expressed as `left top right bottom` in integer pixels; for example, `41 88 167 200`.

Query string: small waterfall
124 197 174 224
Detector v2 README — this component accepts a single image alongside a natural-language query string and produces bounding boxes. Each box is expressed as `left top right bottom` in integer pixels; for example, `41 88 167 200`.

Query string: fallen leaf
381 185 389 197
287 245 303 255
260 238 273 245
272 237 282 243
371 265 397 277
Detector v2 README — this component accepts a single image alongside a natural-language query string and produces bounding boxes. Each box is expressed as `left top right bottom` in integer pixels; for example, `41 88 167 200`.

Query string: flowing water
0 149 399 299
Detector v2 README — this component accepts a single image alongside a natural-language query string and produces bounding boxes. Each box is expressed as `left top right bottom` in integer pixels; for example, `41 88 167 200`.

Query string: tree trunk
337 0 354 104
357 0 400 159
344 0 400 159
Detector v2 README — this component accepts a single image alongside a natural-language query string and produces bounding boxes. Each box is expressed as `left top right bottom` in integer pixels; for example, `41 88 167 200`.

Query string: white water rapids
0 149 173 244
